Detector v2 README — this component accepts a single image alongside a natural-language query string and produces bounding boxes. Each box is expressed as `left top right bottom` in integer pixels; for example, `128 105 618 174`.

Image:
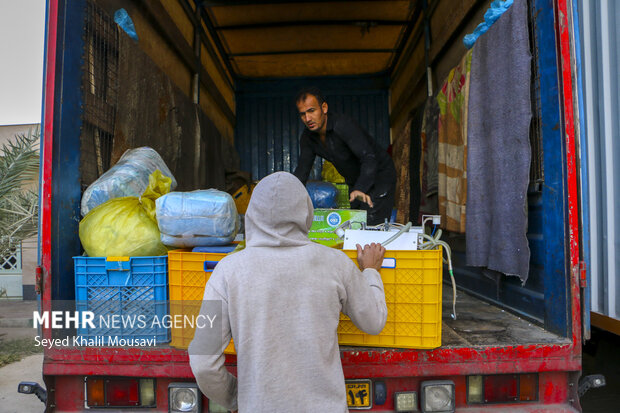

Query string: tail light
467 374 538 404
394 391 418 411
85 377 155 407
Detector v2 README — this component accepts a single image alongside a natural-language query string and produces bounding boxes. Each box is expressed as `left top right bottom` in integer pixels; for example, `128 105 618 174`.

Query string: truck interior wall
49 0 240 309
95 0 235 143
234 77 390 181
113 30 232 191
390 0 488 134
81 1 235 190
113 31 197 186
387 0 572 337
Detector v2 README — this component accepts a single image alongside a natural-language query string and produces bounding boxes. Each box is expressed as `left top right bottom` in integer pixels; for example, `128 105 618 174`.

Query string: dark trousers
350 168 396 226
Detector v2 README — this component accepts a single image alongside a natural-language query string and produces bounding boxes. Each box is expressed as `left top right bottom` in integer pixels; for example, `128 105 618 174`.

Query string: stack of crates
166 247 443 352
73 256 170 344
168 249 236 353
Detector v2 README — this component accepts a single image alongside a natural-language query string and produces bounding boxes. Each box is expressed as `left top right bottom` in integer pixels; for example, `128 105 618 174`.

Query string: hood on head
245 172 314 247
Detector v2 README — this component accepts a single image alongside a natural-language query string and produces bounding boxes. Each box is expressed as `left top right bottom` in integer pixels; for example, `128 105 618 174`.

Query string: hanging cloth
466 0 532 283
437 50 473 233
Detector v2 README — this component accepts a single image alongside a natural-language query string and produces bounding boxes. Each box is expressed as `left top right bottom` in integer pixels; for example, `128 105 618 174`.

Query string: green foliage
0 338 43 367
0 128 40 257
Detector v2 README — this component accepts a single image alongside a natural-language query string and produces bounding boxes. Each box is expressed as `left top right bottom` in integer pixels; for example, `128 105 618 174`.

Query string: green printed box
334 183 350 208
309 209 367 248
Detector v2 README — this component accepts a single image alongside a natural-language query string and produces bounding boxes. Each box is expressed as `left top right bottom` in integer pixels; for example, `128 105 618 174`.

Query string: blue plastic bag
306 181 338 209
114 9 138 42
463 0 514 49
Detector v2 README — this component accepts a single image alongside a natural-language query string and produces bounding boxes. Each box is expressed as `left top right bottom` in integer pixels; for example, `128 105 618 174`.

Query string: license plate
346 380 372 409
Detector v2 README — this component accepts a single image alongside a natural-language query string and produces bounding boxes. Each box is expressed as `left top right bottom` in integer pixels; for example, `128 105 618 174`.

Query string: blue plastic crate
73 256 169 344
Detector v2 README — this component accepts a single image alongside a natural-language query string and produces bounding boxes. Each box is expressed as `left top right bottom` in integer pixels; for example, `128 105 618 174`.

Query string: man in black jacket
293 87 396 225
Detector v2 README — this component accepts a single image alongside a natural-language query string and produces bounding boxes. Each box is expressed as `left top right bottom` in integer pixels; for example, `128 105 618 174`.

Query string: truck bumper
455 404 580 412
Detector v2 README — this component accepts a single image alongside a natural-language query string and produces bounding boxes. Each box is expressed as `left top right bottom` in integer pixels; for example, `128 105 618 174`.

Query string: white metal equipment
342 228 424 251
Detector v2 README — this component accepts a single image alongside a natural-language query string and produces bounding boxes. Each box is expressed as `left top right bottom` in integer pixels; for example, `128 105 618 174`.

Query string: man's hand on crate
356 242 386 272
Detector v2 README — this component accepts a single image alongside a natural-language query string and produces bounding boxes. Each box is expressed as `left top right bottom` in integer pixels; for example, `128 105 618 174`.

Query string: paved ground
0 354 45 413
0 299 44 412
0 299 38 338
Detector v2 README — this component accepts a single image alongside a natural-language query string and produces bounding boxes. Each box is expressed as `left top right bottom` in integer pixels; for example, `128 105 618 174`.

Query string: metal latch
579 261 587 288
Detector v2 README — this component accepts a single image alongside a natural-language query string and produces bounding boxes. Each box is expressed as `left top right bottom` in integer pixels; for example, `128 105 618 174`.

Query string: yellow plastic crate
169 248 442 352
339 248 443 349
231 183 256 215
168 249 235 353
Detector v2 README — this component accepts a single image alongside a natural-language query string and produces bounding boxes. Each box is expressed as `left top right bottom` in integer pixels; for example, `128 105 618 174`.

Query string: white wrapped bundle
156 189 239 247
81 147 177 216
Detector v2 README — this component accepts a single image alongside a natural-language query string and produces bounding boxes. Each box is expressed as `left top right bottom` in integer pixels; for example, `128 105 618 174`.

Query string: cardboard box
309 209 367 248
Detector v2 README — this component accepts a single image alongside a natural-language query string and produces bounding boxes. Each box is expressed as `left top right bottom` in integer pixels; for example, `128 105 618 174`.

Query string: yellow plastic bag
321 160 346 183
79 170 172 257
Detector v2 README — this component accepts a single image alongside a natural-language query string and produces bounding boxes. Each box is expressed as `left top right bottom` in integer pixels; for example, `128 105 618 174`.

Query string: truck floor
440 287 569 348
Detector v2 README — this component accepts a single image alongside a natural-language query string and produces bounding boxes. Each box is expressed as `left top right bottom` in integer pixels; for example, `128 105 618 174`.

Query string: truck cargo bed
440 288 568 348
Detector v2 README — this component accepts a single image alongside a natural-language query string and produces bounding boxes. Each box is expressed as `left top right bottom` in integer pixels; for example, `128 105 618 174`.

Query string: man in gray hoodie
189 171 388 412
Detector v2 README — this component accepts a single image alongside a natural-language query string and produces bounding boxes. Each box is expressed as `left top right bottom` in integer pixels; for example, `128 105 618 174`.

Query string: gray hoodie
189 171 387 412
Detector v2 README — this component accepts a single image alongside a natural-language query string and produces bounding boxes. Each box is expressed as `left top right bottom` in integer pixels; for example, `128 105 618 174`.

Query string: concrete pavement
0 354 45 413
0 299 44 412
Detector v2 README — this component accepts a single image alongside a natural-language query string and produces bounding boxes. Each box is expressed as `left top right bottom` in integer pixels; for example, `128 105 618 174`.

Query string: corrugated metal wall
578 0 620 318
235 78 390 181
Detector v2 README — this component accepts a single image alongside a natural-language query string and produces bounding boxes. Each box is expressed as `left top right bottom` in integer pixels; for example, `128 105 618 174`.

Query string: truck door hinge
35 266 43 295
579 261 587 288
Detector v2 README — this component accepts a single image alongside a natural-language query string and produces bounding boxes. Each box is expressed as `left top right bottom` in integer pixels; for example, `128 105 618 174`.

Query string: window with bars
0 244 22 274
80 0 119 189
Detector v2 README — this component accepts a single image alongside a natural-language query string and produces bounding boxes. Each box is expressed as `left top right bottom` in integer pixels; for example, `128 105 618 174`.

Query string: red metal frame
43 341 580 379
40 0 57 343
554 0 582 350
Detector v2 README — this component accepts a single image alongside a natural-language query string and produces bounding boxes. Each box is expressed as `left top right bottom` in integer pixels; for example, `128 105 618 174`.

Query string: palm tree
0 128 40 258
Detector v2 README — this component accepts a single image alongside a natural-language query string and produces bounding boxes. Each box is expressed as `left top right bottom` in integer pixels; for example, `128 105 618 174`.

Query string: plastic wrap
156 189 239 247
79 170 171 257
306 181 338 209
463 0 514 49
114 8 138 41
81 147 177 216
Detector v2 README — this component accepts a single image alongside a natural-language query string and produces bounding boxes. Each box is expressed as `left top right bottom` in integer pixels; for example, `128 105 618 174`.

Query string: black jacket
293 113 395 196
